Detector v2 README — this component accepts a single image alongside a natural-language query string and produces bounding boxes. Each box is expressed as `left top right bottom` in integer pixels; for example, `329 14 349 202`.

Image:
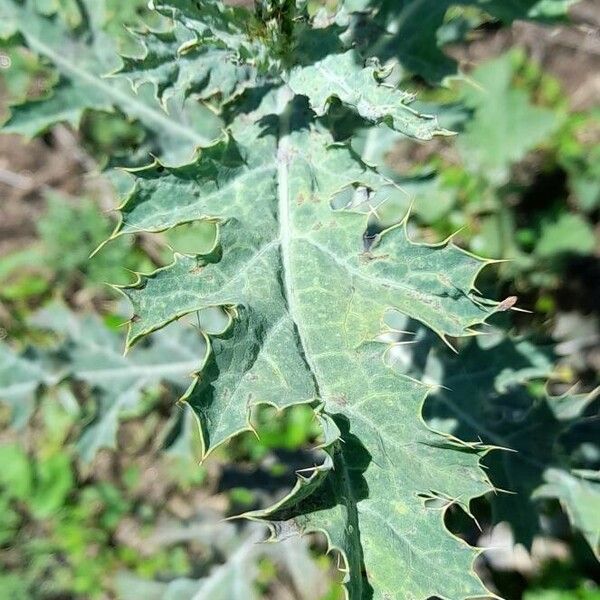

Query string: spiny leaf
7 0 569 596
150 0 289 74
116 83 498 598
119 95 492 347
0 0 221 163
250 361 493 599
286 50 451 139
117 23 256 109
150 0 257 55
111 0 459 158
114 133 262 237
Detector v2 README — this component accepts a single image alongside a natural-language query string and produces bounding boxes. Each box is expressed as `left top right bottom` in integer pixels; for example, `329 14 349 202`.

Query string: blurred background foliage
0 0 598 598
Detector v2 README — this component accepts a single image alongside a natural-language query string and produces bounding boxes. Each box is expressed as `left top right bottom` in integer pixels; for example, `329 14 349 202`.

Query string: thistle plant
1 0 596 598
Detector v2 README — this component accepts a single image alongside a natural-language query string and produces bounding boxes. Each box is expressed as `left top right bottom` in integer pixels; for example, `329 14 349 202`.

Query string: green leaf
0 304 206 460
485 0 579 21
37 194 137 286
116 522 328 600
0 0 221 163
525 589 600 600
286 50 451 139
535 469 600 558
117 80 499 597
342 0 578 83
0 443 33 501
32 0 82 28
458 52 560 184
32 304 206 461
0 344 57 427
535 213 597 258
29 453 74 519
421 332 599 556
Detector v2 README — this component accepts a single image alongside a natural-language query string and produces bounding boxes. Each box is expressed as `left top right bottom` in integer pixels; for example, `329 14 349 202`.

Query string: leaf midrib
276 98 364 596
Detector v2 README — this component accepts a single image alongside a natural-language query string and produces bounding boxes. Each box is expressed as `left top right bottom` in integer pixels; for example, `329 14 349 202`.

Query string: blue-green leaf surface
115 78 500 597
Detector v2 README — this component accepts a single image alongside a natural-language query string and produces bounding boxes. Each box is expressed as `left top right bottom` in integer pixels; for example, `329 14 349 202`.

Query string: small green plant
0 194 149 306
0 398 192 599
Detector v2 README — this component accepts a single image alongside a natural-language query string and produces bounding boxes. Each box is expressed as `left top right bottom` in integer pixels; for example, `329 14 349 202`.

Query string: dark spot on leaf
363 231 377 252
361 251 389 263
